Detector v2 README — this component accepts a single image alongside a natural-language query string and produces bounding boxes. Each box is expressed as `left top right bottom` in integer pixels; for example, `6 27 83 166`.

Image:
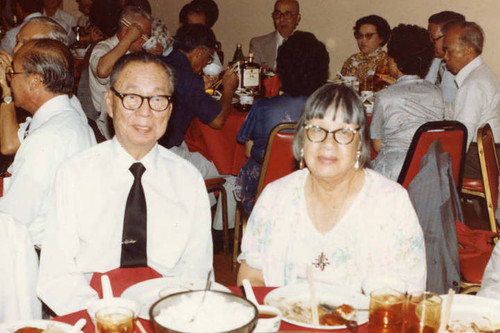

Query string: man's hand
146 43 163 56
122 23 144 45
221 68 239 95
0 50 13 97
203 74 218 90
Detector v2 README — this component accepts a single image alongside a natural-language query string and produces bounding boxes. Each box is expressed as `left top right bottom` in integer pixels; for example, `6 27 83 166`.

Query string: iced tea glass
405 291 442 333
368 288 405 333
96 306 134 333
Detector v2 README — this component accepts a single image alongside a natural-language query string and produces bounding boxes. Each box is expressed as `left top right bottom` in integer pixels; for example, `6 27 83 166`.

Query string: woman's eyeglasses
304 124 359 145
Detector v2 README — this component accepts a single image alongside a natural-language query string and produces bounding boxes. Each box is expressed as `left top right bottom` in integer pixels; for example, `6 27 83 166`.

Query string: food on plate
273 300 357 326
446 318 500 333
320 304 356 326
14 325 64 333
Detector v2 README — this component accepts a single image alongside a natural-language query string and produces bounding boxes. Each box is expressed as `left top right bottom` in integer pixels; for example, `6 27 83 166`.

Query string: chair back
255 123 297 202
398 121 467 189
477 124 500 234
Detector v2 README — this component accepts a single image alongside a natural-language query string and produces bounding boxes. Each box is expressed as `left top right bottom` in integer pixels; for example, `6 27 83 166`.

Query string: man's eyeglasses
5 67 28 82
431 34 445 43
304 124 359 145
272 10 298 20
354 32 378 40
111 87 173 112
203 48 214 65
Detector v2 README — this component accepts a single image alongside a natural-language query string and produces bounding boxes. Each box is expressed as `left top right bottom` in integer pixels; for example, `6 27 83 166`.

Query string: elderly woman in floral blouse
341 15 391 81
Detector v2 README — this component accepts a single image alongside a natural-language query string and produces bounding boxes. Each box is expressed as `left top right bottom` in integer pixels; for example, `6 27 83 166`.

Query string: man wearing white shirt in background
89 6 151 139
249 0 301 69
0 0 43 55
0 39 96 247
38 52 213 315
425 11 465 103
443 21 500 178
42 0 76 41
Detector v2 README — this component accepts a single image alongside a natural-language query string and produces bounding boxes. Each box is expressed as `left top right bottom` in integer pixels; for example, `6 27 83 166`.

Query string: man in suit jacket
249 0 300 69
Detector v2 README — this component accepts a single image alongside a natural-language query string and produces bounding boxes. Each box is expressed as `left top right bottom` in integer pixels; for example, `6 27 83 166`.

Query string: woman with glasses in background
341 15 391 81
237 84 426 291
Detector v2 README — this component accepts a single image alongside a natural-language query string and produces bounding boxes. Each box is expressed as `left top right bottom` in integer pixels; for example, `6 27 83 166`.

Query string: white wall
63 0 500 78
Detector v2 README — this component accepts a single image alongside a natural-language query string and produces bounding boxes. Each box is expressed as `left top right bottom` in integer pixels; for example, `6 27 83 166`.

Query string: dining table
52 267 368 333
185 107 248 176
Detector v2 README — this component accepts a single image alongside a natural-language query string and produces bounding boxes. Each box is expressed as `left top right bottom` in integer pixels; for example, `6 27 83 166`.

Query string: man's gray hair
119 6 152 28
27 16 69 46
444 20 484 55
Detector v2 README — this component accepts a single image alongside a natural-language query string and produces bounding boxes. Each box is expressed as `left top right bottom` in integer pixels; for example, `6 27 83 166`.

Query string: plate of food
120 277 231 320
0 320 83 333
264 282 369 330
443 294 500 331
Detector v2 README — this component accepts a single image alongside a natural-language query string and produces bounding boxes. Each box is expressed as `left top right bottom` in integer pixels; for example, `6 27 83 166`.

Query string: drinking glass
96 306 134 333
405 291 442 333
368 288 405 333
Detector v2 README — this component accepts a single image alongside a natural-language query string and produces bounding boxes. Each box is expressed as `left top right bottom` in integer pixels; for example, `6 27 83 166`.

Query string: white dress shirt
43 8 76 35
478 240 500 299
0 12 42 54
89 35 120 139
37 138 213 315
450 56 500 148
0 95 96 246
425 57 458 103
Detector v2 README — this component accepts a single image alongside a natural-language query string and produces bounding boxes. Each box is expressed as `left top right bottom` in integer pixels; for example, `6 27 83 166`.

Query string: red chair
459 124 499 293
232 123 298 271
397 121 467 190
205 178 229 254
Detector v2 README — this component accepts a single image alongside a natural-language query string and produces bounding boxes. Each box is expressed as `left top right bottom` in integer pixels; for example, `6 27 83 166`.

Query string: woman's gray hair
293 83 371 168
27 16 69 46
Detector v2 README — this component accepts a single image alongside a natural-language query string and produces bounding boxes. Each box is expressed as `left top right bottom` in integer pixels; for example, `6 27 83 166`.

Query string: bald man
249 0 301 69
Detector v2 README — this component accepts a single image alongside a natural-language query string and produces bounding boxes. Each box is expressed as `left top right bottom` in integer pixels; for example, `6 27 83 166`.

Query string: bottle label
243 68 259 87
240 95 254 105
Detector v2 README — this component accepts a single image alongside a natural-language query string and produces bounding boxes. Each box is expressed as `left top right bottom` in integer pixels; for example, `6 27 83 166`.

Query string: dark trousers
463 142 500 178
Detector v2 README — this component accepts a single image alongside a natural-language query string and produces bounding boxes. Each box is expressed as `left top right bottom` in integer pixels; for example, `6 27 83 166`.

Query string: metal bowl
150 290 258 333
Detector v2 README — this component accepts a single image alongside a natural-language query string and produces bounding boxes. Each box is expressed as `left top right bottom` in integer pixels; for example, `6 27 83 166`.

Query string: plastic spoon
101 275 113 299
242 279 259 307
71 318 86 333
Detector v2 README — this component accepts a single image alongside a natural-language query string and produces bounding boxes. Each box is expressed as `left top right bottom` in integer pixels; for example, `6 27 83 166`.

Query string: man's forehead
115 62 170 89
275 0 298 12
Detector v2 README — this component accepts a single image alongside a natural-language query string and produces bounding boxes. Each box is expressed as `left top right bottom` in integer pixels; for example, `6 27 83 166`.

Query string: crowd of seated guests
1 0 500 322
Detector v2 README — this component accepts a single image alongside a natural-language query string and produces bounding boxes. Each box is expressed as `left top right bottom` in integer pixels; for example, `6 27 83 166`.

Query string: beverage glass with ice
368 288 405 333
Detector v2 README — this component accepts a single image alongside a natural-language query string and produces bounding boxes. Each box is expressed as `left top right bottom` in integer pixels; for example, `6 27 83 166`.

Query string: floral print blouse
341 48 389 80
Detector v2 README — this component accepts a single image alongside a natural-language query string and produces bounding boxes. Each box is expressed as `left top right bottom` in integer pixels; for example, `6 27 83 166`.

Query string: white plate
264 282 369 330
0 320 83 333
444 294 500 329
120 277 230 320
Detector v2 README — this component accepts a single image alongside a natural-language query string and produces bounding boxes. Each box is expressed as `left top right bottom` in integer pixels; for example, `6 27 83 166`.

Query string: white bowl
254 305 281 333
203 62 223 77
87 297 140 325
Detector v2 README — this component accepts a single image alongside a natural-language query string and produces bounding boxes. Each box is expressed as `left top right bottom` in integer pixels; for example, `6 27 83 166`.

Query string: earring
299 148 305 169
354 150 361 170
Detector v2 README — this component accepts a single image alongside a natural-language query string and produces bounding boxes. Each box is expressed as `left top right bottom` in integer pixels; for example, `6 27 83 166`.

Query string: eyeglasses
203 48 214 65
6 67 28 82
111 87 173 112
271 10 298 20
431 34 445 43
354 32 378 40
304 124 359 144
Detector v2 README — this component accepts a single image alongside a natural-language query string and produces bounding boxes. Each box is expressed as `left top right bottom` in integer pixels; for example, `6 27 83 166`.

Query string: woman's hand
237 260 265 286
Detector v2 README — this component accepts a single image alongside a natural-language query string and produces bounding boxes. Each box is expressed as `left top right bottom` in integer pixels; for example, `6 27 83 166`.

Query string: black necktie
435 60 446 85
120 162 147 268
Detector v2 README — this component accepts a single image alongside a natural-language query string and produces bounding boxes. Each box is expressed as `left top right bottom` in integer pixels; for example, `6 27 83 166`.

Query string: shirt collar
276 31 285 46
23 12 42 23
455 55 483 88
30 94 71 132
111 136 159 174
395 74 420 83
363 47 383 59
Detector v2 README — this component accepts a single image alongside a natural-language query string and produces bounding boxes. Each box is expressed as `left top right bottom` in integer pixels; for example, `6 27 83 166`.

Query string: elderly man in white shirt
0 0 43 54
249 0 300 69
425 11 465 103
89 6 151 139
0 39 96 247
443 21 500 178
38 52 213 316
42 0 76 39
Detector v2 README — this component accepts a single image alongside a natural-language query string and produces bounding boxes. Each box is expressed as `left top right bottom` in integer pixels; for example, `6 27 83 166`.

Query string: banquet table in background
185 107 247 176
53 267 368 332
